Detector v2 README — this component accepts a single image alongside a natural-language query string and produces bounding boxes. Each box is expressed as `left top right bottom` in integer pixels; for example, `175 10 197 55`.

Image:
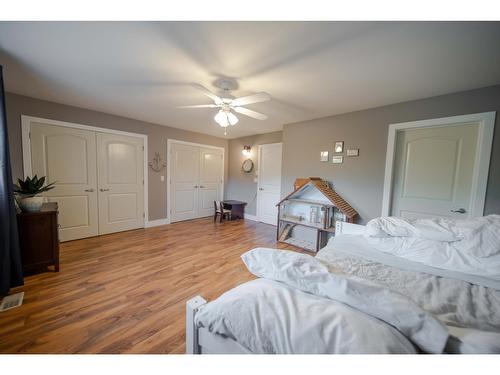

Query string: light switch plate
160 175 165 182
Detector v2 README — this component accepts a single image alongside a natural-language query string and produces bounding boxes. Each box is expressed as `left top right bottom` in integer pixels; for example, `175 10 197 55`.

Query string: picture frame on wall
320 151 329 162
346 148 359 157
332 155 344 164
334 141 344 153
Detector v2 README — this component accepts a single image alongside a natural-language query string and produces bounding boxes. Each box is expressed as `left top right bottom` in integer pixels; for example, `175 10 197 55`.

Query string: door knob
259 187 264 191
193 185 199 188
199 185 205 188
84 188 95 192
100 188 110 192
450 208 466 214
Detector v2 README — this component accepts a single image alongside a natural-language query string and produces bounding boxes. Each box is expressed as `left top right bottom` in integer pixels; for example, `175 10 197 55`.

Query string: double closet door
30 122 144 242
170 143 223 222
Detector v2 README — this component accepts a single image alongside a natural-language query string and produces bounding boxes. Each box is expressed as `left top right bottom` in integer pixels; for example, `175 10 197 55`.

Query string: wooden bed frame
185 221 365 354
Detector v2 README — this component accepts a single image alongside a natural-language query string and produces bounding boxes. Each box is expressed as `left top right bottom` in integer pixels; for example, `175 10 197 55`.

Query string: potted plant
13 175 56 212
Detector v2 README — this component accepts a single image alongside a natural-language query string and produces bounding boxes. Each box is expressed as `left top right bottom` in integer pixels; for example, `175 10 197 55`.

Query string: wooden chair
214 201 231 223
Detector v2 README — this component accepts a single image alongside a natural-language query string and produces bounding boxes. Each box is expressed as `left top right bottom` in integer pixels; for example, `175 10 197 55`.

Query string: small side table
17 202 60 275
222 200 247 220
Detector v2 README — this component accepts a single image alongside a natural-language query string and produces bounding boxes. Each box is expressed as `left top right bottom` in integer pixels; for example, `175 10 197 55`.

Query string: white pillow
366 216 459 241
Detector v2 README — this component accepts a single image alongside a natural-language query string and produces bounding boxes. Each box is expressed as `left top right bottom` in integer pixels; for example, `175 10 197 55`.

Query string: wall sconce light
242 145 251 156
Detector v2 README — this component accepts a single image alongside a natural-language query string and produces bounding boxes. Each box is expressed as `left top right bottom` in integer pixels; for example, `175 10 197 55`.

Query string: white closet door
391 123 479 219
171 143 200 222
198 147 223 217
30 123 98 241
257 143 282 225
97 133 144 234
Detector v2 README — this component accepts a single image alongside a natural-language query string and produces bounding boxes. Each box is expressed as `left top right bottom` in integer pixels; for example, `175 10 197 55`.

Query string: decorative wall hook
148 152 166 172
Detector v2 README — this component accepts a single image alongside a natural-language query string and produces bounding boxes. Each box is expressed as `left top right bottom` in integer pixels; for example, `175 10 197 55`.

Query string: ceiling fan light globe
214 110 230 127
227 112 239 126
214 109 238 128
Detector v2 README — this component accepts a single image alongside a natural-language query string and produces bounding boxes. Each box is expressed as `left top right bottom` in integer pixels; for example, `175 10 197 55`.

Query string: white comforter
365 216 500 279
196 278 418 354
316 241 500 333
196 248 451 354
195 246 500 354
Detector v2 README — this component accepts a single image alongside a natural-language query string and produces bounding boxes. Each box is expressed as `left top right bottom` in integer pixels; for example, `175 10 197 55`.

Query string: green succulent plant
13 175 56 197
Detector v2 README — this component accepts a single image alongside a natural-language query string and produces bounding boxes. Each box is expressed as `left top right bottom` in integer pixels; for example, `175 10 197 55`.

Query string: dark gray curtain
0 65 23 296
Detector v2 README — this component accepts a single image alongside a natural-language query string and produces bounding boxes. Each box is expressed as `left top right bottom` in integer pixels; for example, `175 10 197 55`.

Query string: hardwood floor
0 218 298 354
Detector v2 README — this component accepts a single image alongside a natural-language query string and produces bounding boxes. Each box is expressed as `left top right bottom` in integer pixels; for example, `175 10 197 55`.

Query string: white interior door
391 123 479 219
257 143 282 225
198 147 223 217
30 123 98 241
171 143 200 222
97 133 144 234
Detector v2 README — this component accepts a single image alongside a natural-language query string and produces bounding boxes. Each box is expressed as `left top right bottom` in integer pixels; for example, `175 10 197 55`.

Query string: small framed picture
334 141 344 153
346 148 359 157
332 156 344 164
320 151 329 162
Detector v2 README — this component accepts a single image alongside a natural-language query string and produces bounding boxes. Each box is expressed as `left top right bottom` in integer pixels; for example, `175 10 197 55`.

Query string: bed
186 220 500 354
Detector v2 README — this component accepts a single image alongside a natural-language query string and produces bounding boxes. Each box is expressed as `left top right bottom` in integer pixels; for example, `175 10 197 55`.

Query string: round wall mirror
241 159 254 173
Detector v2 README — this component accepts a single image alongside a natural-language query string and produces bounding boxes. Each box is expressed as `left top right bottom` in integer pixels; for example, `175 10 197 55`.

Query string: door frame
166 139 225 224
21 115 149 227
256 142 282 224
381 112 496 217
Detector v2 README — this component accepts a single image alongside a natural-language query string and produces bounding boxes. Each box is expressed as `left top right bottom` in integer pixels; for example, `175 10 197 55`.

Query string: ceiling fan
179 81 271 135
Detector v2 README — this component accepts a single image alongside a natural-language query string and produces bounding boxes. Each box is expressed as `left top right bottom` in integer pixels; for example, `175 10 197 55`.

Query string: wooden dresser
17 202 59 275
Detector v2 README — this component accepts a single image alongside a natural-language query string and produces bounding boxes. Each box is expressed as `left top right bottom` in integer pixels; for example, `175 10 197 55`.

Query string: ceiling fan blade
232 92 271 106
190 83 222 104
234 107 268 120
177 104 219 108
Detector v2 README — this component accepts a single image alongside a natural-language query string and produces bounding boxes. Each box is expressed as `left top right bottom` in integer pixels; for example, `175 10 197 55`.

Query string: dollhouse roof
278 177 359 220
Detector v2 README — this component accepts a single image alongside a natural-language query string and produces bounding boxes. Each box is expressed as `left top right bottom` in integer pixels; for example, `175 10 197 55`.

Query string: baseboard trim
145 218 170 228
147 216 258 226
244 214 258 222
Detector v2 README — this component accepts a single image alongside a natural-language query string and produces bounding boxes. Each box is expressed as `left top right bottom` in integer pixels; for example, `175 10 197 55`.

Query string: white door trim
21 115 149 227
381 112 496 217
166 138 225 224
256 142 282 223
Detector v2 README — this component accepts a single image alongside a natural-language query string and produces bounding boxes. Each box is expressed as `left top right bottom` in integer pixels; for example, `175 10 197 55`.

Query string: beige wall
5 92 228 221
282 85 500 224
226 131 282 216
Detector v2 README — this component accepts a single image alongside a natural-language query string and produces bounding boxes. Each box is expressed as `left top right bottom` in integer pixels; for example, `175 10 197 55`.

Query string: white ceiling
1 22 500 138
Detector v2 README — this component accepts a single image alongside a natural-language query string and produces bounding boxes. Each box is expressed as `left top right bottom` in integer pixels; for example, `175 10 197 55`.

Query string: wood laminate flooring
0 218 298 353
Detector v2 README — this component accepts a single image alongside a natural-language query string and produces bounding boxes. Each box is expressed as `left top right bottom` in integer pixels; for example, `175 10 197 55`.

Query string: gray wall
7 85 500 224
5 92 228 221
282 85 500 224
226 131 282 216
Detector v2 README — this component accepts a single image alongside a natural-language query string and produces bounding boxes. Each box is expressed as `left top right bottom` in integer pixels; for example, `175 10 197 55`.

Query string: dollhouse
277 177 358 252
